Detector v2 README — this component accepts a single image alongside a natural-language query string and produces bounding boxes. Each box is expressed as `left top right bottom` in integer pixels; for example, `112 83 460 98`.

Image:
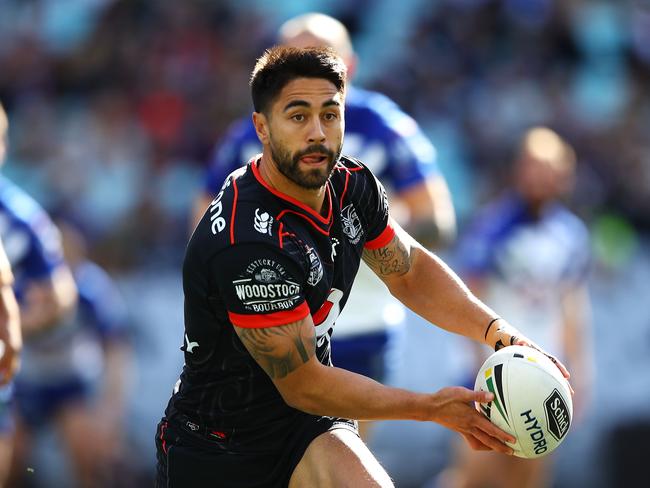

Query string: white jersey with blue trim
203 86 439 336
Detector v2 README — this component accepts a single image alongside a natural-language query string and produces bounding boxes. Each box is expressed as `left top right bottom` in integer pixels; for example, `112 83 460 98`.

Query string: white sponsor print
184 334 199 353
330 237 339 260
314 288 344 338
305 245 323 286
209 182 229 235
233 259 301 313
254 208 273 235
341 204 363 244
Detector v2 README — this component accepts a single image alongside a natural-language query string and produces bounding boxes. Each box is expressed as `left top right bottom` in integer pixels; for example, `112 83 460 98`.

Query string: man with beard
156 47 571 487
193 14 456 442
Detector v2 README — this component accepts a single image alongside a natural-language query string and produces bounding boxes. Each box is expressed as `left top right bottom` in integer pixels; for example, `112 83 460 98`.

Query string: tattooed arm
362 218 497 345
235 320 316 380
233 315 515 453
362 218 569 381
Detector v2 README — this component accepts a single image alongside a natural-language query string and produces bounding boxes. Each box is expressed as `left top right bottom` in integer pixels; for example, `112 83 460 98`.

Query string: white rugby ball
474 345 572 459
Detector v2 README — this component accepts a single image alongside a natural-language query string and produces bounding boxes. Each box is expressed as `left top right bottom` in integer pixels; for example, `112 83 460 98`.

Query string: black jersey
164 155 394 451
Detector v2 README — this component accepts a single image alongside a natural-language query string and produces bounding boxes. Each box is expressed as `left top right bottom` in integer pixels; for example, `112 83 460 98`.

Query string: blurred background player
436 127 594 488
192 12 456 441
9 217 132 488
0 101 126 488
1 100 79 487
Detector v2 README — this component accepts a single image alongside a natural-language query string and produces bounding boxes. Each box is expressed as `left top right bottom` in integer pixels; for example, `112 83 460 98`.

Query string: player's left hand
486 319 573 394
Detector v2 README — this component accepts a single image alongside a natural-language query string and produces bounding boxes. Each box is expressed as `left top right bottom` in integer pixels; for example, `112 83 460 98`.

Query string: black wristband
484 317 501 340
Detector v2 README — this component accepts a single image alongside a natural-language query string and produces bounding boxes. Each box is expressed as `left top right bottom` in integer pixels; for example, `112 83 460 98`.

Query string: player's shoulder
0 176 45 224
347 86 417 133
221 115 257 142
0 175 57 240
464 193 524 241
330 155 386 206
193 163 282 254
331 155 375 181
550 204 589 242
209 116 259 170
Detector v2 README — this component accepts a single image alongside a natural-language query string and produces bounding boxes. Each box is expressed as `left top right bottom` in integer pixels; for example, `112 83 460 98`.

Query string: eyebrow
283 99 341 112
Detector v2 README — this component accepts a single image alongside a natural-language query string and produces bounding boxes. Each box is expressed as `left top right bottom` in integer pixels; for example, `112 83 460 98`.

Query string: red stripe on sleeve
364 223 396 250
229 301 310 328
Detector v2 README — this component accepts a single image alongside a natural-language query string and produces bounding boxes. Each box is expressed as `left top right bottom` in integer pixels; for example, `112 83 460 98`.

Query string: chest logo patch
341 204 363 245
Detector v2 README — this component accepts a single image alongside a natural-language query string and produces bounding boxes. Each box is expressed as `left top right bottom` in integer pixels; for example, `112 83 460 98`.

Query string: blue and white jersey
203 86 440 336
0 175 64 299
455 192 590 352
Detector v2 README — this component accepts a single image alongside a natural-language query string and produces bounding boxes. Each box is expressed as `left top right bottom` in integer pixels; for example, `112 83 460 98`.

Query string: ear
252 112 270 145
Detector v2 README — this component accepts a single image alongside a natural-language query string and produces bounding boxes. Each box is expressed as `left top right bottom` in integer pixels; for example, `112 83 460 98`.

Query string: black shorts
155 415 358 488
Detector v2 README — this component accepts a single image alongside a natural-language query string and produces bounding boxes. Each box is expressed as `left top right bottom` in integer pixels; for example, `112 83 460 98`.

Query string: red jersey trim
364 224 396 250
229 178 239 244
229 301 310 328
251 159 333 226
276 209 330 236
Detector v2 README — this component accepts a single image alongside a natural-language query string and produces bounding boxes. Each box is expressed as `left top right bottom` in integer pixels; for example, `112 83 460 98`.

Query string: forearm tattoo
362 234 412 277
235 321 316 379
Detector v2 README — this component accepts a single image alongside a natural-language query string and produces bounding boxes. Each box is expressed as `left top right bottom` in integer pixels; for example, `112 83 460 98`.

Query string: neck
258 152 328 214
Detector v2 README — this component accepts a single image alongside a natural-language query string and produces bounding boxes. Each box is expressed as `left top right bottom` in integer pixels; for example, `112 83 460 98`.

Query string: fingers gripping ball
474 345 573 458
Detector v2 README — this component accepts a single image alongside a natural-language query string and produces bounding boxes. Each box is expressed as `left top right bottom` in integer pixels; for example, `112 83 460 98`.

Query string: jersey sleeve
203 119 262 195
212 243 310 328
20 211 65 281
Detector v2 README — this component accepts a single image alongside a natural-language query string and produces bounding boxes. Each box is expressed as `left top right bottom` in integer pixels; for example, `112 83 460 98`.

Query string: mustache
294 145 336 161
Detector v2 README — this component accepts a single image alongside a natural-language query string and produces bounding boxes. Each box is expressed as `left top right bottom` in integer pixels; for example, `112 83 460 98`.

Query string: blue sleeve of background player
76 262 129 341
20 208 65 281
203 117 262 195
362 92 439 192
452 196 518 278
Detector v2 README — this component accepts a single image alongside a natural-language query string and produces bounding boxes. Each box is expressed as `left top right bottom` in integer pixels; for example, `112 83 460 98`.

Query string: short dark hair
250 46 346 114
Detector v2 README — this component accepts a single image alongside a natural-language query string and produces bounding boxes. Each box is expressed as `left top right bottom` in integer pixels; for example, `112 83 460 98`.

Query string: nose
307 118 326 144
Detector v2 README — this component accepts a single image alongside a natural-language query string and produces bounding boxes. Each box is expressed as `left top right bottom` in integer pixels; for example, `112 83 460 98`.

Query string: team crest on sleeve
341 204 363 245
253 208 273 236
232 259 301 313
305 245 323 286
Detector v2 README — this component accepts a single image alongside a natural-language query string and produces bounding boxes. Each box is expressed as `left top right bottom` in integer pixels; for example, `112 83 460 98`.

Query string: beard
269 138 341 190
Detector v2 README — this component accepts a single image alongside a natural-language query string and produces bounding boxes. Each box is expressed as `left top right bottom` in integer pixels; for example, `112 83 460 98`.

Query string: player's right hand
430 386 515 454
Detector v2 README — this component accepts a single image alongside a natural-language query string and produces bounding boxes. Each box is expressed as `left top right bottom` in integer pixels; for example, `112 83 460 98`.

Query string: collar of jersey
251 158 333 233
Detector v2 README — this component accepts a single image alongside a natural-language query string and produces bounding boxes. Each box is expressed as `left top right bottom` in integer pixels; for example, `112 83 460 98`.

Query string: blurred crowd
0 0 648 486
1 0 648 269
